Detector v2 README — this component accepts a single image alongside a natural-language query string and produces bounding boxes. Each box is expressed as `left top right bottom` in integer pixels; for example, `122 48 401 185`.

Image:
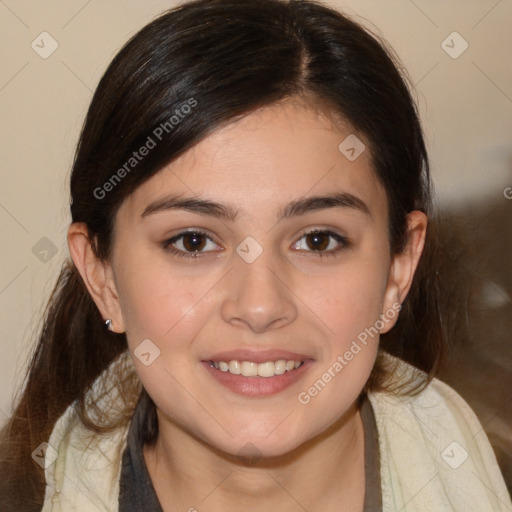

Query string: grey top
118 393 382 511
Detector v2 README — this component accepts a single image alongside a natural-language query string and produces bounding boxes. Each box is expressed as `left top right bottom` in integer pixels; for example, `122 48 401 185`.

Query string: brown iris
305 231 329 251
182 232 207 252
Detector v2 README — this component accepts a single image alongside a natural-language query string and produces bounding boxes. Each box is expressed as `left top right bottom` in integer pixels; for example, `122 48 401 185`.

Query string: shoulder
42 352 135 512
367 352 512 512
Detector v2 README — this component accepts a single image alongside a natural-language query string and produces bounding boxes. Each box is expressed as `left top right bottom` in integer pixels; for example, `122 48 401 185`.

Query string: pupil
184 232 205 252
307 232 328 251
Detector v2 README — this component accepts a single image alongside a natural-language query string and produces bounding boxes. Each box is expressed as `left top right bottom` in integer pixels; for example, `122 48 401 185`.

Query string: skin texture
68 97 427 511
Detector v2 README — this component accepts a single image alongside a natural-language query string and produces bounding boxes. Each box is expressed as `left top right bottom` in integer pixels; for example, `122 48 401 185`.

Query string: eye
162 228 349 260
292 229 349 257
162 230 221 259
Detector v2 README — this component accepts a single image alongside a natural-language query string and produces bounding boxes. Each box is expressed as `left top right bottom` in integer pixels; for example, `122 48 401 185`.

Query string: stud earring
105 319 113 331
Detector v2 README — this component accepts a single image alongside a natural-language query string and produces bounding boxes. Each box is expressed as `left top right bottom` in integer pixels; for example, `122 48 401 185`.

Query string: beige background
1 0 511 441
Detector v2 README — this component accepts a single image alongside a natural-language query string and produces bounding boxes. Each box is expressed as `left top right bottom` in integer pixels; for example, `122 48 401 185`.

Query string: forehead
117 97 387 225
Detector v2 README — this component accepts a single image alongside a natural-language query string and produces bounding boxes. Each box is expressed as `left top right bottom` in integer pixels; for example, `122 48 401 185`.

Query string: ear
380 210 427 334
67 222 125 333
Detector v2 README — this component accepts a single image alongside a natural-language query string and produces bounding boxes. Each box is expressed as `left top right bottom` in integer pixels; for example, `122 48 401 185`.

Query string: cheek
306 256 389 344
114 249 202 345
295 266 385 433
294 250 388 410
113 255 214 415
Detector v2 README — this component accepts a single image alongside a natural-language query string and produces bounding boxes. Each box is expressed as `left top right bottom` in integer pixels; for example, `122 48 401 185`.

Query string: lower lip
201 360 314 397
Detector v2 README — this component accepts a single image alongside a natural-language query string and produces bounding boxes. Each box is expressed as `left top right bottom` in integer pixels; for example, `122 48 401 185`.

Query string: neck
144 399 366 512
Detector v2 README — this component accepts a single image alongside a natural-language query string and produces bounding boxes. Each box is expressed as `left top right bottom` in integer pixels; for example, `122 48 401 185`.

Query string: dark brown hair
0 0 454 509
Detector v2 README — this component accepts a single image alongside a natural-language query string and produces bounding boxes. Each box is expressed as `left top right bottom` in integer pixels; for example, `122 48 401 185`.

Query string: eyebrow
140 192 371 222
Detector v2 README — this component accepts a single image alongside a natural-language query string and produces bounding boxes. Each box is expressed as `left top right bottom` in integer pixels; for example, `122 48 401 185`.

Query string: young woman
1 0 510 510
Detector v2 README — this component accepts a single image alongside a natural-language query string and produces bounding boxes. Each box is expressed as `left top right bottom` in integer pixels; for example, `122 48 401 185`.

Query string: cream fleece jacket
41 352 512 511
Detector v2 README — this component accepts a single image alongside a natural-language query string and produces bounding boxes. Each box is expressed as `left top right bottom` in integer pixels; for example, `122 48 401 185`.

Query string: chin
207 427 309 464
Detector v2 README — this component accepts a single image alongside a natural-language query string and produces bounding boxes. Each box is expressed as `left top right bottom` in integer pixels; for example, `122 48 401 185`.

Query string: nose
220 246 298 333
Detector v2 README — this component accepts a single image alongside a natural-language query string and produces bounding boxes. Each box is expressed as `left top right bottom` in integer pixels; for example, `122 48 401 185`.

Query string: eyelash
162 228 350 260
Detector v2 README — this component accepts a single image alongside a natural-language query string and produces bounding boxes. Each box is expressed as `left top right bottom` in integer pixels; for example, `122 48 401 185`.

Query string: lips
201 348 314 396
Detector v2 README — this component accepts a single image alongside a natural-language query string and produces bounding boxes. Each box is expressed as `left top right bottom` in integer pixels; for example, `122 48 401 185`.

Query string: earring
105 319 113 331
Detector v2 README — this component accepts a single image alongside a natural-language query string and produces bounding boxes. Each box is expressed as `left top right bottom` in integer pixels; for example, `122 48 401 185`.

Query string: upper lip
203 349 313 364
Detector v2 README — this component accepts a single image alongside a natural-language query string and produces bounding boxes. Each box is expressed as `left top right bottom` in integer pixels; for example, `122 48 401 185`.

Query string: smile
202 358 313 397
208 359 304 377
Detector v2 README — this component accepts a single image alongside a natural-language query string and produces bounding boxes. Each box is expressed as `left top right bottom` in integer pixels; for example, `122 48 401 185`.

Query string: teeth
257 362 274 378
241 361 258 377
228 360 241 374
274 360 286 375
210 359 304 377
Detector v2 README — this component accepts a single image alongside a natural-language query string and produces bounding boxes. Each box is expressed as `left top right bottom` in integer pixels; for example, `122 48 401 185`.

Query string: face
93 98 413 458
